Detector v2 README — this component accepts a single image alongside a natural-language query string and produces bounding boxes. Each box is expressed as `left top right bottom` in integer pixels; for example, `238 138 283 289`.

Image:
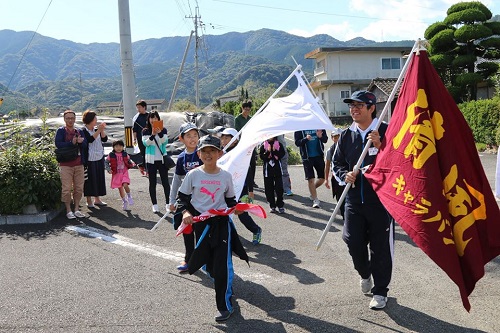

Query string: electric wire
2 0 53 95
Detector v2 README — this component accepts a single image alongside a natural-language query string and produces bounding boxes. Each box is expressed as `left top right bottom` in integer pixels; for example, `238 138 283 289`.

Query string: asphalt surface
0 153 499 333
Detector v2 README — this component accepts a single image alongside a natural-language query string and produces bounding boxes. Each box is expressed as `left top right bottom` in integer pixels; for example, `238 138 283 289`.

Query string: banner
218 69 334 198
364 50 500 311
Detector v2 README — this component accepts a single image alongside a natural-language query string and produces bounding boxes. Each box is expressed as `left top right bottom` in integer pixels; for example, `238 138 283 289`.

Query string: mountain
0 28 414 114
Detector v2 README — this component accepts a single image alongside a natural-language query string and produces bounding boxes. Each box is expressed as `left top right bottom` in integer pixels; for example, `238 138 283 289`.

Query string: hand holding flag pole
315 40 422 250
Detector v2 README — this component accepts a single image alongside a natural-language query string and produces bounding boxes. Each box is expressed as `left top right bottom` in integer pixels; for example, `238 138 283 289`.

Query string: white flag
217 69 334 198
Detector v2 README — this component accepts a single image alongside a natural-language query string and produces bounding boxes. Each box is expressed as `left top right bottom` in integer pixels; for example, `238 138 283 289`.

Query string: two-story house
305 46 412 118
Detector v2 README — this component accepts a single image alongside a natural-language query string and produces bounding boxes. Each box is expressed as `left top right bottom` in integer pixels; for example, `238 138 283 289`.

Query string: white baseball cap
220 128 239 138
331 127 342 136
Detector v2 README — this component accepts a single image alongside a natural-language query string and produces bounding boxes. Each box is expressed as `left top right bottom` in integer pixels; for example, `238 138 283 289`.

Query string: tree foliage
424 1 500 102
459 96 500 146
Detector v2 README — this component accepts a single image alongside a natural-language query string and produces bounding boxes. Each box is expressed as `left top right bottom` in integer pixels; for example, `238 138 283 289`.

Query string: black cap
343 90 377 105
197 135 221 150
179 122 198 135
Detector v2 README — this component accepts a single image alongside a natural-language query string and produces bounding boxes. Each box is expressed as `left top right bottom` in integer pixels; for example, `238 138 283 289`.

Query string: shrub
286 146 302 165
475 142 487 152
459 96 500 146
0 108 61 215
0 148 61 214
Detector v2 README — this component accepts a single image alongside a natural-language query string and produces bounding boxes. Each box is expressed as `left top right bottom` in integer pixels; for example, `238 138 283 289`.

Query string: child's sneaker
215 309 233 322
252 227 262 245
177 262 189 273
127 194 134 205
240 195 253 204
278 207 286 214
152 204 159 213
122 199 128 211
269 207 277 213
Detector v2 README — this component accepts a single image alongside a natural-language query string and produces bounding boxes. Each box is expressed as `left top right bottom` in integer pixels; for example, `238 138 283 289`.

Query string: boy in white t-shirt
174 135 249 322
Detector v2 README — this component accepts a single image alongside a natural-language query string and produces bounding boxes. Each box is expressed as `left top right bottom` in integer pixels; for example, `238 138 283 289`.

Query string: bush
287 146 302 165
0 108 61 215
0 148 61 214
475 142 487 152
459 96 500 146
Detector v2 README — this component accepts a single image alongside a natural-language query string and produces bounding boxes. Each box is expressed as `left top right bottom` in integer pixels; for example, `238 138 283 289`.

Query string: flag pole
315 39 424 250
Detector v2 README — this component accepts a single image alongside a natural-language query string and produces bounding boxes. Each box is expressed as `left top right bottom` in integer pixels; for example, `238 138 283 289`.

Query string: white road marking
65 225 275 282
66 225 184 262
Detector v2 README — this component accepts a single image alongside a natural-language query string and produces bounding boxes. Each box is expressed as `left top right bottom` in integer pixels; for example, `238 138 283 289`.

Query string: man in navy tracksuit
333 90 394 310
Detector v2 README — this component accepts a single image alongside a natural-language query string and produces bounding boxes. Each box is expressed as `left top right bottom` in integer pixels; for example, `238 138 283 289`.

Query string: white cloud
288 0 498 42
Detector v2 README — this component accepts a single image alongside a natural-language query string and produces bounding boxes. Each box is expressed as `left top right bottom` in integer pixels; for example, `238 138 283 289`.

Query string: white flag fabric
217 70 334 199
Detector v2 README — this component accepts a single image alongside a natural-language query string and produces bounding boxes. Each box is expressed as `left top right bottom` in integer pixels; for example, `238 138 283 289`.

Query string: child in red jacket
105 140 136 210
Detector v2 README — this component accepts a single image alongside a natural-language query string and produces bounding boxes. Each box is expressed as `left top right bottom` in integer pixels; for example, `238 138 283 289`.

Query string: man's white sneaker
360 277 373 294
152 204 159 213
312 198 321 208
369 295 387 309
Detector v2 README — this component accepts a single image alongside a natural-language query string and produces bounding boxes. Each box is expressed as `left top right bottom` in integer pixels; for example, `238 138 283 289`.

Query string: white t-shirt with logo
178 167 235 213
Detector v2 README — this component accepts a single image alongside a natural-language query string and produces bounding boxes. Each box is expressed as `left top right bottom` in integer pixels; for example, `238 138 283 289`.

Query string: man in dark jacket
333 90 394 310
294 129 328 208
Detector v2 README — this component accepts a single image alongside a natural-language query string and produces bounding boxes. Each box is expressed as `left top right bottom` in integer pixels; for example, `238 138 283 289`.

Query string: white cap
220 128 239 138
331 127 342 136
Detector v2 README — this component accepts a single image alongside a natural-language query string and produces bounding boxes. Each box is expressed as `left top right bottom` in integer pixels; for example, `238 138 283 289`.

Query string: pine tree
425 1 500 102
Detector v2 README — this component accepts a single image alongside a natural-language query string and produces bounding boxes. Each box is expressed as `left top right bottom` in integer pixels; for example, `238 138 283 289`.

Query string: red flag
364 49 500 311
176 203 267 236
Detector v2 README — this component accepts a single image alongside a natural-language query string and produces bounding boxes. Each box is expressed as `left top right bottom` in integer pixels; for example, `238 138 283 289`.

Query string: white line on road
65 225 275 283
66 225 185 262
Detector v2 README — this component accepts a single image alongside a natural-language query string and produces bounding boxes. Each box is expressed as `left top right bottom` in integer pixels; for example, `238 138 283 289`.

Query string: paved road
0 154 499 333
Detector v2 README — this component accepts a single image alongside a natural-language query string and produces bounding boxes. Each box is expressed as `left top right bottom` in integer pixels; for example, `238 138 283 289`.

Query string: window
381 58 401 70
151 106 158 110
340 90 350 99
316 59 325 69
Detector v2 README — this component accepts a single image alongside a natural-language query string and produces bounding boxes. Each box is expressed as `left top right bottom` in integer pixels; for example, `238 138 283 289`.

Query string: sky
2 0 499 44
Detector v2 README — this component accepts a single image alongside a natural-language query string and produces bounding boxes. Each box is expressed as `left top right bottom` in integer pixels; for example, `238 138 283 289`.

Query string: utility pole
186 5 202 108
79 72 83 111
117 0 137 153
168 30 194 112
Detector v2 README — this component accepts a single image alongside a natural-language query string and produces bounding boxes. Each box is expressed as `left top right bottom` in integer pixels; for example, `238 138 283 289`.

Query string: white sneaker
122 200 128 211
74 211 86 218
369 295 388 309
127 196 134 205
165 205 171 214
360 277 373 294
66 212 76 219
152 204 159 213
312 198 321 208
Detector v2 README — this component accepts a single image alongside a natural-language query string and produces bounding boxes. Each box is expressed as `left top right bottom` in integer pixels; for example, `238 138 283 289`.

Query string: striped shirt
85 127 105 162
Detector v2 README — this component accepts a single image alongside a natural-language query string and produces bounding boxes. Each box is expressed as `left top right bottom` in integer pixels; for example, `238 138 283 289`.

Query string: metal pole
194 7 200 109
168 31 194 112
315 40 422 250
118 0 137 153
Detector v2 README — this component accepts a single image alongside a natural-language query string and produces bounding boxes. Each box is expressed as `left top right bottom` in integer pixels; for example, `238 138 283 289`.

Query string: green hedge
459 96 500 146
0 148 61 214
0 109 61 215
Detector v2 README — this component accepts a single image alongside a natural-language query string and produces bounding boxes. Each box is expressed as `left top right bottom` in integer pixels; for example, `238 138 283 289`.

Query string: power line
212 0 430 25
2 0 53 94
